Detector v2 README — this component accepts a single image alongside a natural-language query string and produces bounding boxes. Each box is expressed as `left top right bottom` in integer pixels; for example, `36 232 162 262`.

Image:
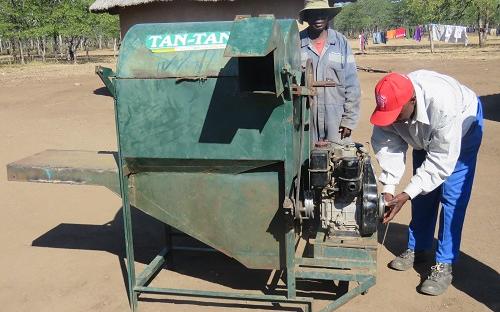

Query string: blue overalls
409 99 484 263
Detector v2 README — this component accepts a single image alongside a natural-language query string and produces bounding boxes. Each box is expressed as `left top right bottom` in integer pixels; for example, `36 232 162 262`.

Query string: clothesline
371 25 424 44
430 24 468 46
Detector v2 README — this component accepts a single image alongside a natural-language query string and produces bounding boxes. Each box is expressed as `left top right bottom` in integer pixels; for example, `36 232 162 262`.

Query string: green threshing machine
7 15 385 311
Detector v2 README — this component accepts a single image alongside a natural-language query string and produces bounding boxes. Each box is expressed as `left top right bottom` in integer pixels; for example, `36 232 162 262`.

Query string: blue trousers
408 99 483 263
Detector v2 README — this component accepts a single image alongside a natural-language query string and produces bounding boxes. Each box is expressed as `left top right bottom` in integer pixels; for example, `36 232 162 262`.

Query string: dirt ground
0 42 499 312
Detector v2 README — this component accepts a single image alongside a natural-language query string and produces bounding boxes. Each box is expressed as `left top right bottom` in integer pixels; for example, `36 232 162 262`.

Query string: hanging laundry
372 32 386 44
395 28 406 38
432 24 447 40
386 28 406 39
386 29 396 39
444 25 453 41
413 25 424 42
431 24 468 46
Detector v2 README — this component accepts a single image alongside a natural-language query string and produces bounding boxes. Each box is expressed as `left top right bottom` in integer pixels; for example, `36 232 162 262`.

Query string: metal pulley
378 195 386 221
303 190 315 219
359 156 380 236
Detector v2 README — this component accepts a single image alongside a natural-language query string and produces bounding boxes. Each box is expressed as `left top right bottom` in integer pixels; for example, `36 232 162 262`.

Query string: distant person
299 0 361 144
370 71 483 295
359 31 367 54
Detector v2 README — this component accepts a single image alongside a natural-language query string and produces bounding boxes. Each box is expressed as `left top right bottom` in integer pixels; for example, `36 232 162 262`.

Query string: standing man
299 0 361 144
370 71 483 295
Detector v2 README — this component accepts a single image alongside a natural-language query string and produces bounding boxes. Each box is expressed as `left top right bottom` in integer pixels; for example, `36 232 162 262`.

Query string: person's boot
389 249 429 271
420 262 453 296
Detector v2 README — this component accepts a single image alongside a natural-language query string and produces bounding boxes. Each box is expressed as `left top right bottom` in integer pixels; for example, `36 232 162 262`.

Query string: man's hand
339 127 352 140
383 192 410 224
383 193 394 203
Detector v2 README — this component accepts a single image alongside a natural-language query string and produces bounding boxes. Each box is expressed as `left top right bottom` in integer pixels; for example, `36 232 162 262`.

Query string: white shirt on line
431 24 468 45
371 70 478 199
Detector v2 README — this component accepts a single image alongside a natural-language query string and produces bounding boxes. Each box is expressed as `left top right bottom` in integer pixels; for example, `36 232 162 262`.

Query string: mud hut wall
118 0 304 36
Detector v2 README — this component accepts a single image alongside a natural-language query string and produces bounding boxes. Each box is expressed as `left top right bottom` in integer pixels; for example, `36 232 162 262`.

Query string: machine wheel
360 157 379 236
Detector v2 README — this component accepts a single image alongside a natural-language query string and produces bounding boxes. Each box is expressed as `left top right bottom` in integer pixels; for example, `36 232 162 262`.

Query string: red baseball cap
370 73 414 126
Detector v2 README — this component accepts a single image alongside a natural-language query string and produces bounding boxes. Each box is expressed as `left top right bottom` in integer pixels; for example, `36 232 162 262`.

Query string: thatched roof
90 0 233 13
90 0 355 14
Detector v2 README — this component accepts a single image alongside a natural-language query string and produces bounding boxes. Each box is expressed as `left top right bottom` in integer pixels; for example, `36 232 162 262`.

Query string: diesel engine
306 142 382 237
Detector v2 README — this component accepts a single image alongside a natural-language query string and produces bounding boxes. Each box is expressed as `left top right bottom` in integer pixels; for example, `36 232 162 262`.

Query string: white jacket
371 70 478 198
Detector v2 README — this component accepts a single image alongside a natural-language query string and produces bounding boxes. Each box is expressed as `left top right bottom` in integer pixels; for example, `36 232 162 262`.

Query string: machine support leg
114 93 138 311
136 248 168 287
285 225 296 299
317 276 376 312
121 176 138 311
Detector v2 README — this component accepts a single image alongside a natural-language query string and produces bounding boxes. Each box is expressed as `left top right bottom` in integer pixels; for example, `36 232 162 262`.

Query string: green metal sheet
277 20 302 77
117 22 236 79
115 78 287 160
95 66 116 97
277 20 304 195
224 16 278 57
112 19 303 272
125 158 278 174
224 16 286 96
114 18 302 195
129 169 284 269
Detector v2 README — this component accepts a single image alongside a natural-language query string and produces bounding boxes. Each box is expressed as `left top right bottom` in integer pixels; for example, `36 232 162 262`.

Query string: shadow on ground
480 94 500 122
93 86 113 97
31 208 500 311
32 207 350 311
378 222 500 311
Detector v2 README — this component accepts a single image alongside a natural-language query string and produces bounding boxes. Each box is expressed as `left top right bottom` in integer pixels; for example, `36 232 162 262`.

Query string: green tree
0 0 120 64
0 0 32 62
471 0 500 46
335 0 409 34
51 0 92 62
402 0 500 46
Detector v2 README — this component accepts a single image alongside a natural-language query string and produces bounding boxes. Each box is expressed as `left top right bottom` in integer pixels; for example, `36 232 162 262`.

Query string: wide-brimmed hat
299 0 341 23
